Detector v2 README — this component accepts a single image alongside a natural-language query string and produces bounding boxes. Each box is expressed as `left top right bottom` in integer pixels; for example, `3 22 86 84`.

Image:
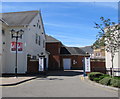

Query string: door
63 58 71 70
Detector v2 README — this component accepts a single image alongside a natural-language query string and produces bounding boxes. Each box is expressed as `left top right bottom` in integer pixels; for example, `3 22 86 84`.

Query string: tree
94 17 120 76
92 38 105 49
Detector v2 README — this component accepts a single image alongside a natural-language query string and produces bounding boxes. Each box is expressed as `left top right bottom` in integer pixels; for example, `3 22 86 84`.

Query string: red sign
11 42 23 52
18 42 23 51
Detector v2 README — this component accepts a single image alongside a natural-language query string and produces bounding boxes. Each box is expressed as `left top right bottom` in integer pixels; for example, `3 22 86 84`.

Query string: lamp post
10 29 24 77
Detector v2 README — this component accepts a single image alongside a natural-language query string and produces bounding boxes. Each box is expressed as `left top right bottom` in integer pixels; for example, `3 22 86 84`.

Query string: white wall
2 26 27 73
2 12 46 73
105 25 120 76
106 51 119 68
25 13 46 57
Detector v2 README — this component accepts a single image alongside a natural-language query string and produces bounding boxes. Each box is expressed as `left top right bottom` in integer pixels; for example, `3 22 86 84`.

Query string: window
2 30 5 35
32 56 37 60
39 25 41 29
37 23 39 27
43 40 45 48
36 34 38 44
96 52 101 56
33 25 36 27
11 34 14 38
95 53 97 56
19 34 23 39
39 36 40 45
98 53 101 56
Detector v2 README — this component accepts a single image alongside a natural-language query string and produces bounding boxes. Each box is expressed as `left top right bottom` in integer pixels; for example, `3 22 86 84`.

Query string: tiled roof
45 35 60 43
60 47 86 55
80 46 93 54
1 10 39 26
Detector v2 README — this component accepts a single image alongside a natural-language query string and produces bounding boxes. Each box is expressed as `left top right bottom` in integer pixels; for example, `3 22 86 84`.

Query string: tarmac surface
1 70 119 97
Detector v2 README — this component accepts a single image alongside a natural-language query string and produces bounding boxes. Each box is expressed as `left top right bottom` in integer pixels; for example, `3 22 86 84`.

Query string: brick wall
27 57 39 73
90 60 106 73
60 55 85 70
46 42 61 55
46 42 62 70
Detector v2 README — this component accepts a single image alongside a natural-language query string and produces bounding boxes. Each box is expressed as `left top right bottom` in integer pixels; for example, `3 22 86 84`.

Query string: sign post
39 57 44 72
83 57 91 77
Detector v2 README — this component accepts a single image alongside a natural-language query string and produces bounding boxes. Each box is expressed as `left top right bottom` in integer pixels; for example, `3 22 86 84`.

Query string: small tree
94 17 120 76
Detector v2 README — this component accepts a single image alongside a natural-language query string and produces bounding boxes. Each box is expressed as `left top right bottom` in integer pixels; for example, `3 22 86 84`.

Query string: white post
84 57 91 73
39 57 44 72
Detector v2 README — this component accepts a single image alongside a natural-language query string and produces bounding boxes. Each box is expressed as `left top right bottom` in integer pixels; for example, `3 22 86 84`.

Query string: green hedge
88 72 120 88
99 77 112 85
88 72 104 81
114 76 120 80
110 78 120 88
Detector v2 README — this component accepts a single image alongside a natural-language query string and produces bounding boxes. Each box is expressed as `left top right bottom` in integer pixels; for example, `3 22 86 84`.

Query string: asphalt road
2 70 119 97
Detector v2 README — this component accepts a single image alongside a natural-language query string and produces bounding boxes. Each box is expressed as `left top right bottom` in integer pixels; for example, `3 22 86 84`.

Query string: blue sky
1 2 118 47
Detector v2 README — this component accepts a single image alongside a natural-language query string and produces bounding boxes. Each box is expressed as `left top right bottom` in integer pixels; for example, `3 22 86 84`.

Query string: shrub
99 75 105 79
110 78 120 88
92 75 104 82
88 72 104 81
114 76 120 80
99 77 112 85
103 74 109 77
93 78 101 82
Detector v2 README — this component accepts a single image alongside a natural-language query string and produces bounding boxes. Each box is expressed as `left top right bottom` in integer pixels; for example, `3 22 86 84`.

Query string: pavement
1 70 119 97
0 76 39 86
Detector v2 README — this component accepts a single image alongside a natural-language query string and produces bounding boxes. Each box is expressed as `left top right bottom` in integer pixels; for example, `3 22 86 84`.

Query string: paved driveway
2 70 118 97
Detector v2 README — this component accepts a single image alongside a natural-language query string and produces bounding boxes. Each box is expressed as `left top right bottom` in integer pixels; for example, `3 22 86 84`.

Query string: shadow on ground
1 70 83 86
46 70 83 77
36 78 63 80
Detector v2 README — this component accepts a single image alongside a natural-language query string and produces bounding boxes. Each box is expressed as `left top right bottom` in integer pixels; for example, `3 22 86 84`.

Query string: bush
88 72 104 81
93 78 102 82
110 78 120 88
103 74 109 77
114 76 120 80
99 77 112 85
89 72 120 88
92 75 105 82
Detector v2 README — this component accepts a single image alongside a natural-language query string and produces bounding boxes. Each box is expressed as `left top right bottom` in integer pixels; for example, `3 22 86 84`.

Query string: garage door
63 58 71 70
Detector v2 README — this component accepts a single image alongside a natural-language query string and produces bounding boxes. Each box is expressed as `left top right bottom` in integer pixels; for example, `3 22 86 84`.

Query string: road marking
80 76 85 80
